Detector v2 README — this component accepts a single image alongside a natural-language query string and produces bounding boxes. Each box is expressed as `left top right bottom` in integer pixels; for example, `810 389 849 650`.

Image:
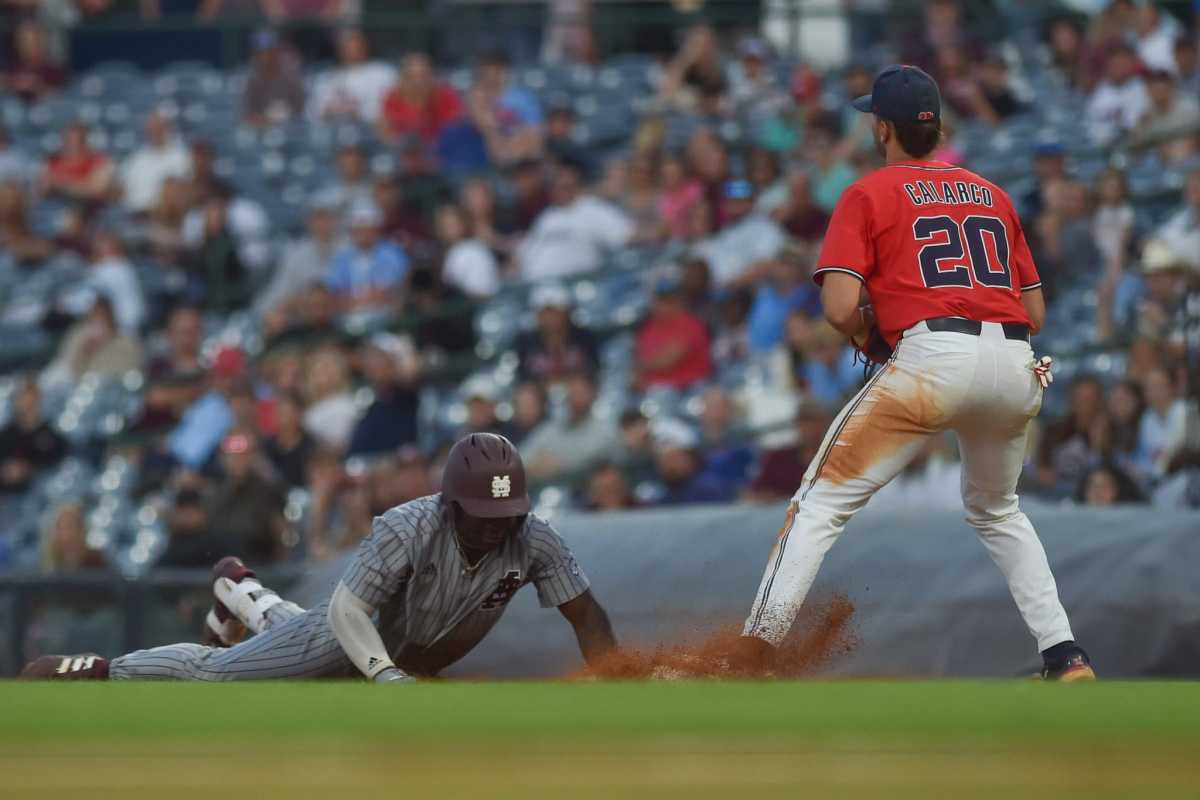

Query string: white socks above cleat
214 577 283 635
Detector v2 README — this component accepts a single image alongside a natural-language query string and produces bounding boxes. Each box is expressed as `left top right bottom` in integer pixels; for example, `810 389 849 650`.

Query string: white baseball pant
743 320 1075 653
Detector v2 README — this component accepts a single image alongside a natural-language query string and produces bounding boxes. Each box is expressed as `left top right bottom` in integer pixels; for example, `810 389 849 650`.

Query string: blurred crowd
1 0 1199 580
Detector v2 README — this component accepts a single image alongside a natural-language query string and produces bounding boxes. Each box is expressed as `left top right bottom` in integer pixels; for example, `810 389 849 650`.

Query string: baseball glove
851 305 893 366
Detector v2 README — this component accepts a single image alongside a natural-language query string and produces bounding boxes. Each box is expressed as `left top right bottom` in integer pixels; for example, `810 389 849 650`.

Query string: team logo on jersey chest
480 570 522 609
491 475 511 498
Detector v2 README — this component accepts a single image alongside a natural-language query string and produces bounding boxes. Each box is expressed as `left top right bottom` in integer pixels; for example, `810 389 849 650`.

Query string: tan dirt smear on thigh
820 367 941 486
569 595 857 681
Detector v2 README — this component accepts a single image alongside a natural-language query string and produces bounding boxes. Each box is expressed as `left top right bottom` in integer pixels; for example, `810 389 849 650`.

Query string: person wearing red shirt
379 53 463 145
635 277 712 391
737 65 1094 682
42 122 115 206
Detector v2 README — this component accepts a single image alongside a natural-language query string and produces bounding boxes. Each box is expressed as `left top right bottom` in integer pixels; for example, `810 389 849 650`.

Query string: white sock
214 577 282 635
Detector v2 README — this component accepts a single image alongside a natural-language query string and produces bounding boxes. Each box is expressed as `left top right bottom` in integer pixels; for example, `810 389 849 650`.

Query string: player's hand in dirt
1033 355 1054 389
373 667 415 684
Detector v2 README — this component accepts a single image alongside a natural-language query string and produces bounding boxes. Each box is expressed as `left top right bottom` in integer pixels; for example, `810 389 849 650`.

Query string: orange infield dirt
572 595 857 681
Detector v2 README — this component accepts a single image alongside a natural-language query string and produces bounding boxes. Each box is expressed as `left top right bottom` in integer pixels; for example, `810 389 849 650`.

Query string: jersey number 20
914 215 1011 289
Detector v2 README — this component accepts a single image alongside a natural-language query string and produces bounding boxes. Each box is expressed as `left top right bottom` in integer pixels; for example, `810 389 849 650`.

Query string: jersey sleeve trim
812 266 866 286
1019 281 1043 291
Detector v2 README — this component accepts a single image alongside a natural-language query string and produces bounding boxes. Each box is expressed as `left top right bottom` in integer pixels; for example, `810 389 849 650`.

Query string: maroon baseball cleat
201 556 256 647
20 654 110 680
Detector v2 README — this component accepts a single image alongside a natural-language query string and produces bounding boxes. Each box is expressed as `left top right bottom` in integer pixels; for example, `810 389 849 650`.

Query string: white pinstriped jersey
341 494 589 675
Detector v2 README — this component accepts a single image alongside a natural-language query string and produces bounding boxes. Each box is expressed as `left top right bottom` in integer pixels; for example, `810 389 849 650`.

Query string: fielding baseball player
22 433 617 682
739 65 1094 680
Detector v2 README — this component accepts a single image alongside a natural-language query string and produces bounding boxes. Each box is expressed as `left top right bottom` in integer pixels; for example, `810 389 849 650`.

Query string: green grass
2 681 1198 799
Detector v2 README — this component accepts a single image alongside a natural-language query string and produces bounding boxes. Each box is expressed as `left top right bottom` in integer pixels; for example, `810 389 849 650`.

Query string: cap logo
918 111 934 120
491 475 511 498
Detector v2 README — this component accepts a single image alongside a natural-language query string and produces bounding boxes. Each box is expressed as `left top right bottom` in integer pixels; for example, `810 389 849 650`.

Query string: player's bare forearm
1021 288 1045 334
820 272 868 339
558 590 617 665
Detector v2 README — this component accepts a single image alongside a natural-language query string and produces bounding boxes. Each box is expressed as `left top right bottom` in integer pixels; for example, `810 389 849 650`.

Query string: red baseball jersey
813 159 1039 347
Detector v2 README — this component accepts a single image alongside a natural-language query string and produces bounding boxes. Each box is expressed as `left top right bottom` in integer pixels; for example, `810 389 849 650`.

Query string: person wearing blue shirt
746 253 823 354
324 203 409 310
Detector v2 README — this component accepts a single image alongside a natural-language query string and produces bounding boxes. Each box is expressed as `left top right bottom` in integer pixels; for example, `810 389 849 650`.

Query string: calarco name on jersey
902 179 994 208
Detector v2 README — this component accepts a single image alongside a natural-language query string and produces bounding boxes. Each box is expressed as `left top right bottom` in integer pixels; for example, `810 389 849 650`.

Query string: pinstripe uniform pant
108 599 356 681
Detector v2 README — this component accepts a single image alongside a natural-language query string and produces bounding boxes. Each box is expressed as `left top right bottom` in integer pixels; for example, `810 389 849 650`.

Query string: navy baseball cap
852 64 941 124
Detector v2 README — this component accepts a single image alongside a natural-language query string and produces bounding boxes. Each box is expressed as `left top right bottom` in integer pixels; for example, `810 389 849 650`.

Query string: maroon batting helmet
441 433 531 518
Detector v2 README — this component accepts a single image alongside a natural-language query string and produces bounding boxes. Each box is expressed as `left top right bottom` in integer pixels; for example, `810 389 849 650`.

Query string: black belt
924 317 1029 341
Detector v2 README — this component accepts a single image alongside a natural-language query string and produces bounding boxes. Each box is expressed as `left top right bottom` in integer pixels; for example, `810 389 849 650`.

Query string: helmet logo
491 475 511 498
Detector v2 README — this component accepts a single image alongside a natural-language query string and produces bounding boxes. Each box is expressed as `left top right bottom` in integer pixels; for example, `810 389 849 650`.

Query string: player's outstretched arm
328 581 413 683
557 590 617 666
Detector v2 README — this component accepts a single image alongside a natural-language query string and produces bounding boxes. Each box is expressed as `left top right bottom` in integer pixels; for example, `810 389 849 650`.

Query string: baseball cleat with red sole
201 556 256 647
20 653 110 680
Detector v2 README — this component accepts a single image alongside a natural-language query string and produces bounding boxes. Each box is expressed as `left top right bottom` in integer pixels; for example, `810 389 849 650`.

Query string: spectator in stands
120 110 192 215
746 247 821 355
693 179 786 287
1032 178 1099 292
1085 43 1150 146
1131 2 1181 74
302 344 358 452
183 165 272 275
710 287 753 365
309 27 396 125
974 51 1025 123
207 431 287 562
544 100 589 171
41 122 115 207
347 333 420 457
261 391 314 489
374 173 432 252
522 371 615 481
635 275 712 392
1114 239 1189 343
1044 16 1089 92
0 180 52 265
182 191 251 313
1107 378 1146 480
657 152 703 240
504 157 550 235
649 418 731 506
324 203 409 311
613 408 655 485
405 265 477 358
794 320 861 410
322 143 374 215
69 232 144 335
459 176 509 259
1022 139 1068 221
1077 463 1146 506
659 24 727 114
183 139 226 206
257 192 341 318
601 151 662 242
771 171 829 245
1036 375 1110 497
742 404 831 503
159 477 215 569
137 305 206 431
465 49 544 166
583 463 635 511
264 284 340 348
40 502 106 573
1175 35 1199 96
436 203 499 299
241 29 306 128
42 295 143 391
379 53 463 145
2 19 66 104
1093 168 1135 274
678 256 715 324
728 37 787 117
0 378 66 496
696 386 754 489
517 158 632 281
167 346 243 469
1139 367 1188 478
516 282 598 384
806 120 858 213
456 375 510 441
508 381 547 445
1156 169 1200 271
143 175 190 265
1133 70 1200 159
